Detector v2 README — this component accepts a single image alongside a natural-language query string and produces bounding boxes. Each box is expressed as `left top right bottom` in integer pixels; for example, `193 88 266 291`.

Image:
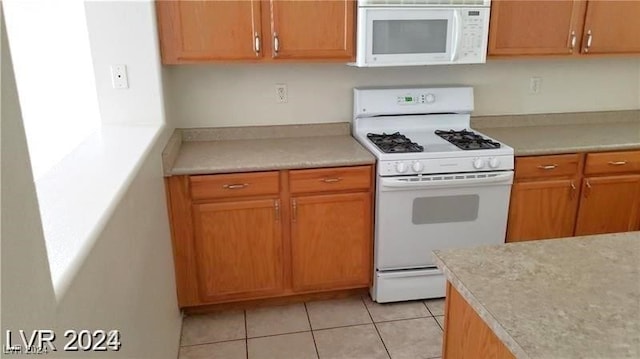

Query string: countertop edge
161 129 182 177
169 158 376 176
513 142 640 156
433 252 530 359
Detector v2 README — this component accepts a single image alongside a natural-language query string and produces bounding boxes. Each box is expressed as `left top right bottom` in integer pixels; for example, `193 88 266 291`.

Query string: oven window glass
412 195 479 224
372 19 447 54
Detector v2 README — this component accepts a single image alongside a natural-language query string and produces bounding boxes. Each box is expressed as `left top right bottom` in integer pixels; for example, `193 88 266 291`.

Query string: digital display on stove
468 11 480 16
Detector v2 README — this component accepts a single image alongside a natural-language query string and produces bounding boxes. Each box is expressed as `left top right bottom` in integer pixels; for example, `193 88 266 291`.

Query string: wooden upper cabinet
156 0 355 64
581 1 640 54
192 199 284 302
270 0 355 60
156 0 262 63
488 0 585 56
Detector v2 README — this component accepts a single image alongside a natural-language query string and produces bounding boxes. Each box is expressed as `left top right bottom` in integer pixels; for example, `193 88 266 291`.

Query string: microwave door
363 9 455 66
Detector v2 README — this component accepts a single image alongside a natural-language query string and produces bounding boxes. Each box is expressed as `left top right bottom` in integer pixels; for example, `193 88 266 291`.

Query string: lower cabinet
574 175 640 235
507 150 640 243
192 199 284 302
507 179 579 242
506 153 582 242
291 192 372 292
165 165 373 308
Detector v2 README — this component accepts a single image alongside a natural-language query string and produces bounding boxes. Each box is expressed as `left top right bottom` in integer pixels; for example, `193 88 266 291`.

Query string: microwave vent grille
360 0 488 6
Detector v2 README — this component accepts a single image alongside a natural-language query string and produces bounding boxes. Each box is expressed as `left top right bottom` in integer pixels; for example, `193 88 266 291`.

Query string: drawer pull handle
608 161 627 166
537 164 557 170
321 177 343 183
274 200 280 221
223 183 248 190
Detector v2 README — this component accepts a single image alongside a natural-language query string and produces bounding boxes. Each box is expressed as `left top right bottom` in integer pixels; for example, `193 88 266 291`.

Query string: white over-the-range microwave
353 0 491 67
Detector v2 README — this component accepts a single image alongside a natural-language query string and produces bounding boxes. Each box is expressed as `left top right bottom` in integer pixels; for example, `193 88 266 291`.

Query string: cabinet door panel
291 192 371 292
271 0 355 60
157 0 261 63
193 199 283 301
488 0 584 56
582 1 640 54
507 179 580 242
575 175 640 236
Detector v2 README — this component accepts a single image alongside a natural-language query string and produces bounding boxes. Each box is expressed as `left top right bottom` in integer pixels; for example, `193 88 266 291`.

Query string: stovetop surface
434 129 502 150
366 132 424 153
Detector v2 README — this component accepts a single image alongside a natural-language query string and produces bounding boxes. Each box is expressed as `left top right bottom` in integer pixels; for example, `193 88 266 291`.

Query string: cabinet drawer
190 172 279 200
584 150 640 175
289 166 371 194
515 154 581 180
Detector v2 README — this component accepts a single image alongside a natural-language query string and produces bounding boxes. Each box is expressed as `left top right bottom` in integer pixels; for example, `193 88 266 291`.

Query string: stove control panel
379 156 514 176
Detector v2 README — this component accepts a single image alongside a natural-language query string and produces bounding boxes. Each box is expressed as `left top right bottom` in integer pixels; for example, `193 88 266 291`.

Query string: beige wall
166 58 640 128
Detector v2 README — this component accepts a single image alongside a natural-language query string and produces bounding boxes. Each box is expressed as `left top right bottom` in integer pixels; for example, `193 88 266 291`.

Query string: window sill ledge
35 123 164 302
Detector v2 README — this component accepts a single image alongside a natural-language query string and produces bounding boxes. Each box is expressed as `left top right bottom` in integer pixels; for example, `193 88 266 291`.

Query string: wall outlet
275 83 287 103
111 64 129 89
529 77 542 94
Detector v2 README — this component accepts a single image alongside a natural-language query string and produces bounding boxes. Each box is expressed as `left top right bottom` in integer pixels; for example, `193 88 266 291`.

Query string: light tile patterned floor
178 295 445 359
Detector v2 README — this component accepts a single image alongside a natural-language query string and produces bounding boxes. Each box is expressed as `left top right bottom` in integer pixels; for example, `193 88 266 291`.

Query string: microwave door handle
451 11 462 61
380 172 514 189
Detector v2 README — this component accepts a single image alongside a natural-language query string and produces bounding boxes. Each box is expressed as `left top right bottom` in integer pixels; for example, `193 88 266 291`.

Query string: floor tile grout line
244 310 249 359
180 337 248 348
361 296 392 359
303 302 320 359
433 315 444 331
248 329 312 340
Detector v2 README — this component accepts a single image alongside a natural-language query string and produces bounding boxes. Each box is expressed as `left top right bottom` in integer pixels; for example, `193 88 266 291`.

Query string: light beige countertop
434 231 640 359
472 110 640 156
163 122 375 176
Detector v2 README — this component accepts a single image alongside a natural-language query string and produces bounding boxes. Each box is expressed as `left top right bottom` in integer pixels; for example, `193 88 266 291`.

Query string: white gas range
353 86 514 303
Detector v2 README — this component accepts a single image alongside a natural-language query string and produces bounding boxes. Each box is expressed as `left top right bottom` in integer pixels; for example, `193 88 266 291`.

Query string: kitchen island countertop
434 231 640 359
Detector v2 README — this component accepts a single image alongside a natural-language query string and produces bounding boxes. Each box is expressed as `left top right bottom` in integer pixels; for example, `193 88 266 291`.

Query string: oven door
376 171 513 270
357 7 461 66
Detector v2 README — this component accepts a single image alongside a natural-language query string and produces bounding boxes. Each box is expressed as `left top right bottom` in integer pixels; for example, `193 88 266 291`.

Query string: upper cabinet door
488 0 585 56
270 0 355 60
581 1 640 54
156 0 262 64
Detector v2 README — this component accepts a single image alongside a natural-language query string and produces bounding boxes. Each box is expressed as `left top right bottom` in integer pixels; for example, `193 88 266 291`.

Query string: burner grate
367 132 424 153
435 129 501 150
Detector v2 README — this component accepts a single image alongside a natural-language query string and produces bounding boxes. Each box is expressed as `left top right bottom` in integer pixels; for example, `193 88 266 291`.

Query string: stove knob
489 157 500 168
473 158 485 169
425 93 436 104
396 162 408 174
412 161 424 173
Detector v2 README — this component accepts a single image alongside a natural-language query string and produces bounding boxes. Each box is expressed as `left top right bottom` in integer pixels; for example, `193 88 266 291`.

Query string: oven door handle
380 172 514 189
